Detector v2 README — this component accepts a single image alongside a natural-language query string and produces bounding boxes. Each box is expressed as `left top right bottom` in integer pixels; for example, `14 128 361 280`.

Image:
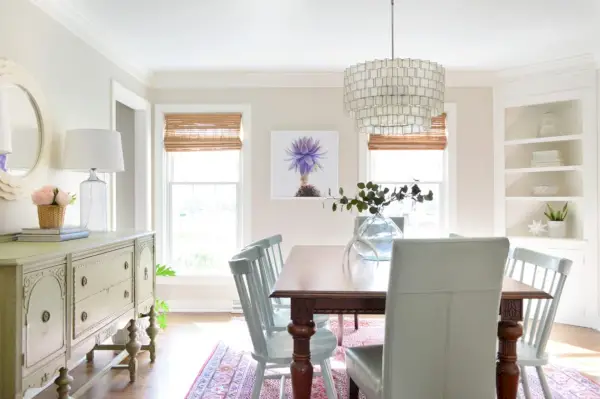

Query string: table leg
288 298 316 399
497 299 523 399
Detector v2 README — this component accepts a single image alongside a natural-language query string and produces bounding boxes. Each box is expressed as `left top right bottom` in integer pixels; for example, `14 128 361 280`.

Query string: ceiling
34 0 599 76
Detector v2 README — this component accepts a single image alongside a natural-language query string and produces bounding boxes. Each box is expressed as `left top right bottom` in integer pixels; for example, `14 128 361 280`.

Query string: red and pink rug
185 319 600 398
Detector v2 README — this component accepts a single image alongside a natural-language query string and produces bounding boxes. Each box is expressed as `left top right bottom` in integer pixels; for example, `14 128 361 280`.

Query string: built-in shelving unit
493 59 598 330
501 99 585 240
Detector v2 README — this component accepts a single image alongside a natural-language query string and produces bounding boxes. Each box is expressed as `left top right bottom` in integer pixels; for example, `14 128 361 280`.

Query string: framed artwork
271 130 339 199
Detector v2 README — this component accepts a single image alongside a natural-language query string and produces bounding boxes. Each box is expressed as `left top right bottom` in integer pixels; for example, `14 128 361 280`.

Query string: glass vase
353 214 403 261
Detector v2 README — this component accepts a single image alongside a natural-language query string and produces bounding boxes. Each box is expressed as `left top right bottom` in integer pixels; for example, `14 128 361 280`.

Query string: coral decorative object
31 186 76 229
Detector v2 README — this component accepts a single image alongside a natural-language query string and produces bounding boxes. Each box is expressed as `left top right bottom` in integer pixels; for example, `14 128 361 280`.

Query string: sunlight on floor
548 339 600 380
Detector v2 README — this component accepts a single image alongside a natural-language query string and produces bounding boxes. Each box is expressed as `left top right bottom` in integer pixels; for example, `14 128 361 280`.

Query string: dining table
270 244 553 399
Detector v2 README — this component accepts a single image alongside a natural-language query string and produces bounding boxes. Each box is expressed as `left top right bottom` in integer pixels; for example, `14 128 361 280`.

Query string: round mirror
0 84 42 177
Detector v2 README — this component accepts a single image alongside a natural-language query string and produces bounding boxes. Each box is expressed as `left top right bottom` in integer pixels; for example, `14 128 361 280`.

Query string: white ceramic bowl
532 185 559 196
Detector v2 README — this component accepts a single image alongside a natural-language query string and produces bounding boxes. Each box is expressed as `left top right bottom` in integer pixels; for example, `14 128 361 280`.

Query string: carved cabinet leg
146 305 160 363
125 319 141 382
288 298 316 399
86 349 94 363
54 367 73 399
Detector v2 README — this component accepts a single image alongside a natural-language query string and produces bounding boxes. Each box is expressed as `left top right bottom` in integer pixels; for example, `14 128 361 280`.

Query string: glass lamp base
80 169 108 231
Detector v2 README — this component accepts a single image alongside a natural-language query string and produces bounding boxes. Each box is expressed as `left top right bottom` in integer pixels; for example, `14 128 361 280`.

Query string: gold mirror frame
0 59 50 201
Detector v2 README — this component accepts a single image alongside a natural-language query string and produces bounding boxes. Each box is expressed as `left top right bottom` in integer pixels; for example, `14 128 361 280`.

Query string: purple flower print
0 154 6 172
285 136 327 177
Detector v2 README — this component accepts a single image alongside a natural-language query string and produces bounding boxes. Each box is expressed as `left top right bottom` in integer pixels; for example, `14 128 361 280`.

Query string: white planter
547 221 566 238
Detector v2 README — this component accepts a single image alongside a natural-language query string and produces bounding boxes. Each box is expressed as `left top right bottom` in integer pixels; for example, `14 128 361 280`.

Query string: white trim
110 80 152 231
444 103 458 233
153 103 252 265
150 69 497 89
496 54 597 79
30 0 151 84
359 102 458 234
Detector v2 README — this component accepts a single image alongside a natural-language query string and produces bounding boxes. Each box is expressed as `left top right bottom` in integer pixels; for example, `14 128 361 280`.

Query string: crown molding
496 54 597 80
30 0 151 85
150 69 497 89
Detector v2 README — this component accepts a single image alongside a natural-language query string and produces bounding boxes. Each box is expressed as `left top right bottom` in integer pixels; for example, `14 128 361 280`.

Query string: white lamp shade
62 129 124 172
0 88 13 155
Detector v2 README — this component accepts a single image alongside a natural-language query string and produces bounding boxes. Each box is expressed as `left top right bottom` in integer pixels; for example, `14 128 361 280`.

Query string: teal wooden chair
247 235 330 331
505 246 572 398
229 246 338 398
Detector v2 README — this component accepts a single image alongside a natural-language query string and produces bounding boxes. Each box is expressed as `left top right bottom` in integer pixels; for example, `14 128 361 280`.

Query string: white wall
151 86 495 257
0 0 147 234
115 102 136 229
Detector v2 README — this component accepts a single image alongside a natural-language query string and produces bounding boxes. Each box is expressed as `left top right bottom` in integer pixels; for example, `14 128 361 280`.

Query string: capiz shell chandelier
343 0 445 135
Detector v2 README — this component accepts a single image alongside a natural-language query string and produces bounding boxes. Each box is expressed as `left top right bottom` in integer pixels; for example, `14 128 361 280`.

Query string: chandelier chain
391 0 395 60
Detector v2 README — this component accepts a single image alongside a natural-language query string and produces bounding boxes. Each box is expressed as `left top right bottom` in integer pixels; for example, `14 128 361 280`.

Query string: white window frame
153 104 252 311
359 102 458 234
165 152 242 274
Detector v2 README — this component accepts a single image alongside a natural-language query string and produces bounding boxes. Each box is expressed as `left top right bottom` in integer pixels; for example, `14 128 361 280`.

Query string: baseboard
166 299 242 313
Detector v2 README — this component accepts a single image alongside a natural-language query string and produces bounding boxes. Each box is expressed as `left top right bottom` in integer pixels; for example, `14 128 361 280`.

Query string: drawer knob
124 261 129 270
81 276 88 286
81 311 88 322
41 311 50 323
144 267 149 280
41 372 48 384
124 290 130 299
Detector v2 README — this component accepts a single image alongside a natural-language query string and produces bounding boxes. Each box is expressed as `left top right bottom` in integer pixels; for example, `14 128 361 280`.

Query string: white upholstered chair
346 237 509 398
505 246 572 398
229 246 338 399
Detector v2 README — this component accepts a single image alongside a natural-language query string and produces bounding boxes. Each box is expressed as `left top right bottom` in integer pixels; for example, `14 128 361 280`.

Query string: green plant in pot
544 202 568 239
325 181 433 260
155 264 176 329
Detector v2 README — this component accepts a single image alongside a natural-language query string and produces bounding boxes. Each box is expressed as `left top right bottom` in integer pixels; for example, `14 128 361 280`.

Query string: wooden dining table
270 245 553 399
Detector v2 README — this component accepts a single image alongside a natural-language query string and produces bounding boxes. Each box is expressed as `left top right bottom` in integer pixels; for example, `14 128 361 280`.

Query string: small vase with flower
31 186 76 229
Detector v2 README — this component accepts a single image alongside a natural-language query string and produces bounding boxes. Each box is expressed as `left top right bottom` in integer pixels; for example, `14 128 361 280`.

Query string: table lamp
62 129 124 231
0 88 12 171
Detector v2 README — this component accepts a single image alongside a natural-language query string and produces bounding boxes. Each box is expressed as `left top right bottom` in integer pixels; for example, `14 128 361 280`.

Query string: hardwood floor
36 313 600 399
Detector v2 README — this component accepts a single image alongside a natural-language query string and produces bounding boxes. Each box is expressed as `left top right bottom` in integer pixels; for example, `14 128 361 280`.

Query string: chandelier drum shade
343 0 445 135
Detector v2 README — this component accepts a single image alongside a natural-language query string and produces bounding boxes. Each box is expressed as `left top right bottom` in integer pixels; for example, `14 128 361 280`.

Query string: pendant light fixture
343 0 445 135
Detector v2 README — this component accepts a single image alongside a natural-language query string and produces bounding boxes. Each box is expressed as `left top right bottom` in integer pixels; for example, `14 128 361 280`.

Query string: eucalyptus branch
323 181 433 215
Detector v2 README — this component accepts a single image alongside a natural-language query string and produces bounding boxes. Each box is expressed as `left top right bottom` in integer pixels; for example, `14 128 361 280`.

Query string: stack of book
530 150 563 167
18 226 90 242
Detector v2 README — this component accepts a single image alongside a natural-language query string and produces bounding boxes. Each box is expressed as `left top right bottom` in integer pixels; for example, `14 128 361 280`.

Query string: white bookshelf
501 100 585 240
493 61 598 329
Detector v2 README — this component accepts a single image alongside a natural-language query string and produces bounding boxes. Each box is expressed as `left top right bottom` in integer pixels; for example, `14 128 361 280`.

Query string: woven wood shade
368 114 447 150
164 113 242 151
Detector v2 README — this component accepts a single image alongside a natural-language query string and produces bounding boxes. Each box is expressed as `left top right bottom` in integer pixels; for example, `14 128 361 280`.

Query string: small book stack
18 226 90 242
531 150 563 167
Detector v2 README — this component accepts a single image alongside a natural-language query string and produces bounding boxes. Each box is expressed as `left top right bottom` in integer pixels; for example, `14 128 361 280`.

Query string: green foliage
155 264 176 329
326 181 434 215
544 202 568 221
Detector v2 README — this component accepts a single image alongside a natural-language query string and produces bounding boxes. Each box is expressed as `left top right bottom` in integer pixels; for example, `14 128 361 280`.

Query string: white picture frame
271 130 339 199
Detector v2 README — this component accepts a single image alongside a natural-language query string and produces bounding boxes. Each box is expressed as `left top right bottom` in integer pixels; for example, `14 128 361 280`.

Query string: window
367 114 447 233
164 113 242 275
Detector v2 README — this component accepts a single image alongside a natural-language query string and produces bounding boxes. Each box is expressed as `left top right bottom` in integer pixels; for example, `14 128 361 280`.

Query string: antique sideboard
0 230 156 398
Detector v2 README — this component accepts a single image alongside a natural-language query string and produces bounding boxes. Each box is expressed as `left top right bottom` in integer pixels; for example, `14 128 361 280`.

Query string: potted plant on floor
544 202 568 238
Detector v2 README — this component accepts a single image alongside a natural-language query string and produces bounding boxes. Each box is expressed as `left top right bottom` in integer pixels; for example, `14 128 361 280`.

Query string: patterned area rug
185 318 600 398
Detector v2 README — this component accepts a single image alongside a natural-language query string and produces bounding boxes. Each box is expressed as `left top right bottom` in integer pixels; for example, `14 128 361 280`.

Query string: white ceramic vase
547 221 566 238
538 112 557 137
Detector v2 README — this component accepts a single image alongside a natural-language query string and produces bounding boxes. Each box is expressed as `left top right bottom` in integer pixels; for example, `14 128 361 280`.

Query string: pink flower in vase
31 188 55 206
54 190 71 206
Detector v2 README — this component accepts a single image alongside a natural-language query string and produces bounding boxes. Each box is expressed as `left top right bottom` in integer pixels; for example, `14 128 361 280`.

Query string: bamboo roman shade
163 113 242 151
368 114 447 150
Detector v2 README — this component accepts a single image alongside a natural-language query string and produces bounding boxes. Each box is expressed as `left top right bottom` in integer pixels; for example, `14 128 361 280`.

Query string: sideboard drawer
23 264 67 371
73 279 134 338
74 247 133 302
